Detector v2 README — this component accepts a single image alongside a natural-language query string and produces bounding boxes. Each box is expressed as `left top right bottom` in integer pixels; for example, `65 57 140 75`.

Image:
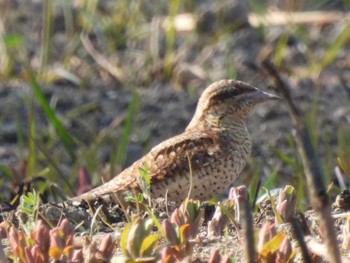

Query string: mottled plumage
72 79 279 202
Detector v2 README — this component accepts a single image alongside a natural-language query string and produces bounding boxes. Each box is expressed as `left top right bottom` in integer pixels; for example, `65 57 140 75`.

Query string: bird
71 79 279 203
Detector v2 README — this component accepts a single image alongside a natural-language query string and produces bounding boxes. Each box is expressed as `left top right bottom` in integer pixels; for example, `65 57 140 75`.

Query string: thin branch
289 218 313 263
262 59 341 263
233 186 255 263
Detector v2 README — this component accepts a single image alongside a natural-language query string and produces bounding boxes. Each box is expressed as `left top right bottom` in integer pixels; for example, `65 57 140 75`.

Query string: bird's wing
136 131 224 183
71 131 224 201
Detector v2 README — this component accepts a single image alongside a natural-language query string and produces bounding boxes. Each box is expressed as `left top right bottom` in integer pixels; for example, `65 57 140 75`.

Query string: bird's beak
253 90 281 103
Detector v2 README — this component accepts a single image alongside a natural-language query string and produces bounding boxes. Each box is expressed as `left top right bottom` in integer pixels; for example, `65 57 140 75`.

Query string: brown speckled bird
72 79 279 203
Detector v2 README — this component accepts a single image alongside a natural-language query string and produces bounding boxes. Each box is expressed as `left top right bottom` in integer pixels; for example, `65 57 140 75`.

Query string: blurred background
0 0 350 208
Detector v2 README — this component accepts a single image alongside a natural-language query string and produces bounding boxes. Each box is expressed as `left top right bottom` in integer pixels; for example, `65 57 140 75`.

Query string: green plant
118 218 160 262
18 191 41 227
123 164 152 210
138 164 152 206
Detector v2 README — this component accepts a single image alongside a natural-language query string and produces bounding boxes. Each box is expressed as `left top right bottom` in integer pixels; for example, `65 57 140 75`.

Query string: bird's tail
70 170 136 202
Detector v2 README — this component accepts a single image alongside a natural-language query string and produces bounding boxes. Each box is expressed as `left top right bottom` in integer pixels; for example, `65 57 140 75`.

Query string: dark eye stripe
210 86 256 102
212 87 256 101
199 80 259 109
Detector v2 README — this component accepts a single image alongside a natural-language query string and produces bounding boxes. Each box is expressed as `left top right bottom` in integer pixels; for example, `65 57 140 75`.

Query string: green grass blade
29 73 76 161
28 97 37 177
263 169 278 190
311 23 350 75
39 0 53 78
115 92 139 166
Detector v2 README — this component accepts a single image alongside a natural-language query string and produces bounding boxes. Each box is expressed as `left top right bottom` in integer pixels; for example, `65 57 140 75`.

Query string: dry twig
232 186 255 263
262 59 341 263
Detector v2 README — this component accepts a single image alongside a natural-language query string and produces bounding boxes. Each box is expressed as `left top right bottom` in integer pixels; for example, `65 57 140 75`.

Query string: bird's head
186 79 280 130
